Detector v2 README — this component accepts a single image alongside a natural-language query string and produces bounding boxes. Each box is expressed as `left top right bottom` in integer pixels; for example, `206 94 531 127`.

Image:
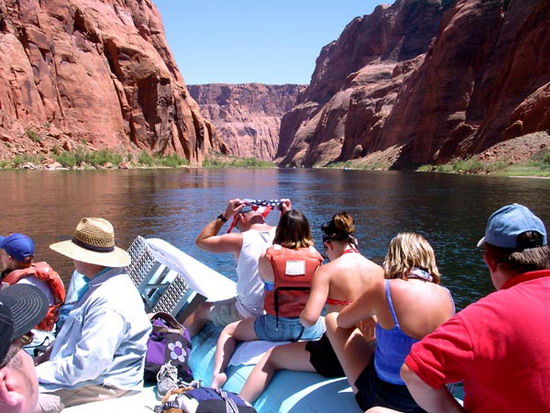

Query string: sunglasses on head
322 234 334 243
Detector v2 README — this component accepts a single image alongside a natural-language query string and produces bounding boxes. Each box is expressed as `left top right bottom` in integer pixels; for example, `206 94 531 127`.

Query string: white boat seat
126 236 206 320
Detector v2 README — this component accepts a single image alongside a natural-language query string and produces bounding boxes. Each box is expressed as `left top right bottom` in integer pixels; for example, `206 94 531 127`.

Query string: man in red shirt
401 203 550 413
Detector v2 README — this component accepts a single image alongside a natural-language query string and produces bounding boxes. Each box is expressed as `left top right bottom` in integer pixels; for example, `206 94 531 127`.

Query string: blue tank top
374 280 419 385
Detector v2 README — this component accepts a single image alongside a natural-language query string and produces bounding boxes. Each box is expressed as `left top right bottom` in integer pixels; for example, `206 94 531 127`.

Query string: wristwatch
217 213 228 223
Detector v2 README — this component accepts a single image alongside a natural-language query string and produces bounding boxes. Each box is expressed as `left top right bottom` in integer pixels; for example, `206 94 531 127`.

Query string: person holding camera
184 198 291 336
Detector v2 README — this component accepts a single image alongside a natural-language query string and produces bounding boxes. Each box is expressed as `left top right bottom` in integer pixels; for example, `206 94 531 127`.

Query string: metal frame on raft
125 236 206 321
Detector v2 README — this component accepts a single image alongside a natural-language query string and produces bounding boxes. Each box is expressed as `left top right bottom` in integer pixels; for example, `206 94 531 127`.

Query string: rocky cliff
279 0 550 167
188 83 305 161
0 0 225 164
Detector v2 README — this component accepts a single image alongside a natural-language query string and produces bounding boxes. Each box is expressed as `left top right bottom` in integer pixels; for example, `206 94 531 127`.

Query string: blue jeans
254 314 325 341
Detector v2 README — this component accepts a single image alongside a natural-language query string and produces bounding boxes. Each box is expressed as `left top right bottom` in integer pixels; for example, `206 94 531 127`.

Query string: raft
189 323 361 413
64 325 360 412
64 236 362 412
63 324 361 413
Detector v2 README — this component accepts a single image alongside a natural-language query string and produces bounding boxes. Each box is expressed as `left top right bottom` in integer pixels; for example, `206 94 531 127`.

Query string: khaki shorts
210 297 244 326
35 385 134 413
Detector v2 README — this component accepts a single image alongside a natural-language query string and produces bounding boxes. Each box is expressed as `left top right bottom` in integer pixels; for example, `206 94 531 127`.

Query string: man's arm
36 308 127 386
401 315 475 413
401 364 466 413
195 199 244 254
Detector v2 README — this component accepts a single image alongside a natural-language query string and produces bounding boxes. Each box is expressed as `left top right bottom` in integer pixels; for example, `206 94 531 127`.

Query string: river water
1 168 548 310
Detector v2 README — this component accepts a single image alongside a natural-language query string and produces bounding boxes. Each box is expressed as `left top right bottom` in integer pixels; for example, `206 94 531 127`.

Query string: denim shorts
254 314 325 342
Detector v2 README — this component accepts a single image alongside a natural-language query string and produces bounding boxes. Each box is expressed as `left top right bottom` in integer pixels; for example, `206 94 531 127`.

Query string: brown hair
484 231 550 273
321 211 357 247
383 233 441 284
273 209 314 249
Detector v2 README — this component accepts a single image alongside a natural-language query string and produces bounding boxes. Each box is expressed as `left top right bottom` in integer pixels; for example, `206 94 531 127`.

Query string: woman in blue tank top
325 233 455 412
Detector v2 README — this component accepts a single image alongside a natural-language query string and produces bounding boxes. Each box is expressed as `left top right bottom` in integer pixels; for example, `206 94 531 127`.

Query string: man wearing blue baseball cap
0 234 65 332
0 233 35 264
0 284 49 413
185 198 291 335
396 204 550 413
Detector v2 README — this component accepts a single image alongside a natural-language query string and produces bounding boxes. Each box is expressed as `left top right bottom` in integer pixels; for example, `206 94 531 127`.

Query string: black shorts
354 359 425 413
305 333 345 378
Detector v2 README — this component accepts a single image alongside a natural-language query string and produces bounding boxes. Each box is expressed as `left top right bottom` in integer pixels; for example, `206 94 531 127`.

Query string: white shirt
235 228 276 318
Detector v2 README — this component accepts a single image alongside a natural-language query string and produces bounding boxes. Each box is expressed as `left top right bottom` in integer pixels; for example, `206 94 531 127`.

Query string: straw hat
49 217 131 268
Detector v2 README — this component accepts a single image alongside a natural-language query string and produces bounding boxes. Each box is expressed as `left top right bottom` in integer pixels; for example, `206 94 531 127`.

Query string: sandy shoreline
509 175 550 180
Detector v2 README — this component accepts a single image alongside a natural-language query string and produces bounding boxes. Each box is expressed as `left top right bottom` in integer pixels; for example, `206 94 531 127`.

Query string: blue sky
153 1 384 85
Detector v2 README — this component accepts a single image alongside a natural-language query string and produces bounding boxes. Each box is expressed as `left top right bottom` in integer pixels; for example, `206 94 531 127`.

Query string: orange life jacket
3 262 66 331
263 245 322 318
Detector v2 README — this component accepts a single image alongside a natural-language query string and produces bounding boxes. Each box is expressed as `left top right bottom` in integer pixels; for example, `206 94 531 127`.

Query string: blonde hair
383 233 440 284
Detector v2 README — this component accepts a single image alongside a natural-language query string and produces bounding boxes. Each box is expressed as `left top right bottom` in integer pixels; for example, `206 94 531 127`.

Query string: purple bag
144 312 193 384
156 387 257 413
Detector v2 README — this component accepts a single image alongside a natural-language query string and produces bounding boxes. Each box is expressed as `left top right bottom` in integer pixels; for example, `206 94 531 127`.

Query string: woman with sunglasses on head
239 212 384 403
211 209 325 389
326 233 455 413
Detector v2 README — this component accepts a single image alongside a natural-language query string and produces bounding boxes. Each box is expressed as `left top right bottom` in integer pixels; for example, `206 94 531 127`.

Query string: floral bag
144 312 194 384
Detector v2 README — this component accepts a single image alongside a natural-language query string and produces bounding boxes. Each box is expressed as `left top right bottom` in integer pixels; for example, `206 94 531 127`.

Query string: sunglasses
0 331 34 369
14 331 34 348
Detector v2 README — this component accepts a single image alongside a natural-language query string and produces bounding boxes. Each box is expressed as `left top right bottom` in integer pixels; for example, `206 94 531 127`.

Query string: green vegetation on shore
417 153 550 177
0 149 189 169
417 159 507 174
203 155 274 168
25 128 42 143
53 149 124 168
322 160 385 170
0 148 274 170
136 152 189 168
2 148 549 177
0 154 44 168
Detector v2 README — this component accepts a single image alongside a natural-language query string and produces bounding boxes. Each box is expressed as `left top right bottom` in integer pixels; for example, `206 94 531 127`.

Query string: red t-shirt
406 269 550 413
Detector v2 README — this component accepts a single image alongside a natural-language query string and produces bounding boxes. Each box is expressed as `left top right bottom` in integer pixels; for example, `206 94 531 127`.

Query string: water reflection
1 168 548 310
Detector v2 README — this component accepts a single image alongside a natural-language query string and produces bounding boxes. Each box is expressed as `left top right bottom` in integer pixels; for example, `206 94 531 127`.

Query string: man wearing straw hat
34 218 151 413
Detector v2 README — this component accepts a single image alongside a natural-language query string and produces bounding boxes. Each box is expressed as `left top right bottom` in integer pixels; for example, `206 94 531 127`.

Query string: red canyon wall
278 0 550 167
0 0 225 164
188 83 305 161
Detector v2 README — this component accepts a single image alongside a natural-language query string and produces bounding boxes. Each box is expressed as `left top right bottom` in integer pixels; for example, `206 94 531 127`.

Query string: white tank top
235 227 276 318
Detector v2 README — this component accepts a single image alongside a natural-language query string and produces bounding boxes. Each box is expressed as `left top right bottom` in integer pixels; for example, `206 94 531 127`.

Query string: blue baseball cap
0 233 35 262
477 204 547 249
